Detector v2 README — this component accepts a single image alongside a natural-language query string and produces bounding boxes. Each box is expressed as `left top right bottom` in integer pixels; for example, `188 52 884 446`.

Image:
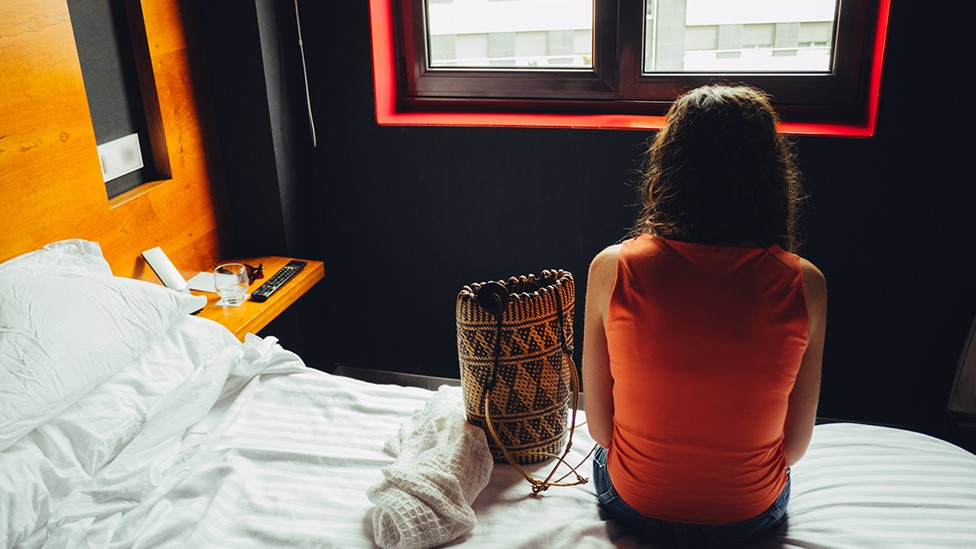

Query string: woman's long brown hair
632 84 806 252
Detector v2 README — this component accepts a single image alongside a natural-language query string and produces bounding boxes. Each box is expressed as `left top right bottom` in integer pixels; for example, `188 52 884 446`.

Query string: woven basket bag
456 269 588 494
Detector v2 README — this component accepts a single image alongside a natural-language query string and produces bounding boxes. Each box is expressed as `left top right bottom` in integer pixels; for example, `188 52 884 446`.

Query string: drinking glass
214 263 248 306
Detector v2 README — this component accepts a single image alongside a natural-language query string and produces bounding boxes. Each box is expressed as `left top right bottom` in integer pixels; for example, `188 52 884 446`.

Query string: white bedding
3 314 976 548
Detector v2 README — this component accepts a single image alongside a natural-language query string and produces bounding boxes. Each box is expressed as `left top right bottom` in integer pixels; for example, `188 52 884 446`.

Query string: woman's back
605 235 809 524
582 84 826 545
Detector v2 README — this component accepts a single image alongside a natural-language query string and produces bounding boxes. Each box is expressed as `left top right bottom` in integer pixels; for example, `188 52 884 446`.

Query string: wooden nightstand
193 256 324 340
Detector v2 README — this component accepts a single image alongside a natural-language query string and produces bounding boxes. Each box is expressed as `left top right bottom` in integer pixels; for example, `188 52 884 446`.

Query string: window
370 0 890 136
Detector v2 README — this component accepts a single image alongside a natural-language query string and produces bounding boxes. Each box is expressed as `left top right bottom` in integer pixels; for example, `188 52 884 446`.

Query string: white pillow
0 239 113 277
0 240 206 452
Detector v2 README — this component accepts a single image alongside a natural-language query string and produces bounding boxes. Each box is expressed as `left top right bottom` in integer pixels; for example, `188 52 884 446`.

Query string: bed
2 240 975 549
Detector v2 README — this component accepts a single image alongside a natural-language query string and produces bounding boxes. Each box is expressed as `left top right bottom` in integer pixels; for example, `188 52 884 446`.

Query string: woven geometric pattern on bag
456 270 575 464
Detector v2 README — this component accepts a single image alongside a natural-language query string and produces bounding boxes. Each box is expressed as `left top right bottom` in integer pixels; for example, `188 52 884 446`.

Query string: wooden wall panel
139 0 187 55
1 0 106 253
0 0 225 281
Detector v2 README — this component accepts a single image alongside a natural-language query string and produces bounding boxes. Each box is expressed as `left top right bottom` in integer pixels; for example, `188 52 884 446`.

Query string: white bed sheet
4 315 975 548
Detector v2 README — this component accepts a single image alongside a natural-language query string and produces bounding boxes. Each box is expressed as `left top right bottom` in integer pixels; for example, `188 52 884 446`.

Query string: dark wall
199 0 321 260
201 2 972 439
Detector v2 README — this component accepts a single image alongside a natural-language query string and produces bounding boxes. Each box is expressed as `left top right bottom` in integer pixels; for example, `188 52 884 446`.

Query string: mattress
3 315 975 548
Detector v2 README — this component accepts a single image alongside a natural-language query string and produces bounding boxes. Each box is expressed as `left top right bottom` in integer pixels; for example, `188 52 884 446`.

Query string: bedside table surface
194 256 324 340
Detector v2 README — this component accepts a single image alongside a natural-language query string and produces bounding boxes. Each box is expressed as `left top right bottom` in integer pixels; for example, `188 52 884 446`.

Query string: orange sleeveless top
605 235 808 525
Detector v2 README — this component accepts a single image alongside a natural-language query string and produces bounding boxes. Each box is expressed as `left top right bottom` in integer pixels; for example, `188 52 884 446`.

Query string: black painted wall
199 2 972 441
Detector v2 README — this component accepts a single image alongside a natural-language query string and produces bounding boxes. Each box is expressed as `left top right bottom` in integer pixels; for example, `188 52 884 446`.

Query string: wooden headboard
0 0 225 280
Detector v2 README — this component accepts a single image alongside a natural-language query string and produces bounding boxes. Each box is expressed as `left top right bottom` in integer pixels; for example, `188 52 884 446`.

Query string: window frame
368 0 891 136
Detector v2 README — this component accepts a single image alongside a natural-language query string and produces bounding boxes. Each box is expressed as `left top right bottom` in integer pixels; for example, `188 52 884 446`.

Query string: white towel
367 385 493 549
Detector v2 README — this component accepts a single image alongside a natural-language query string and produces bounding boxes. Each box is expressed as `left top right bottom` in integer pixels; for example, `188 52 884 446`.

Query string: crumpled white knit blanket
367 385 493 549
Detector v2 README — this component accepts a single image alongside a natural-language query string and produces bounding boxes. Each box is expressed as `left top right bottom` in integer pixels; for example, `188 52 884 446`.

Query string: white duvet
3 317 249 545
1 315 440 548
3 314 976 548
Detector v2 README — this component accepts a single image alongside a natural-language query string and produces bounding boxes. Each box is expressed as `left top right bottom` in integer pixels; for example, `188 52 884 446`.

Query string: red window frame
369 0 891 137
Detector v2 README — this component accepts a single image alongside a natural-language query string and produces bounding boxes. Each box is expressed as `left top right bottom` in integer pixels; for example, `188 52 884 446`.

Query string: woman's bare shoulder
798 257 827 308
798 257 826 287
590 244 622 277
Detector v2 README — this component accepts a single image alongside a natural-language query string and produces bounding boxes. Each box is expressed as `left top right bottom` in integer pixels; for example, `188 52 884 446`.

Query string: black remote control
250 260 307 303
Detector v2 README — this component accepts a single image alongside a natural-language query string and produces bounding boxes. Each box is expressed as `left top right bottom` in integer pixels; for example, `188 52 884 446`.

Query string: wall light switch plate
97 133 144 182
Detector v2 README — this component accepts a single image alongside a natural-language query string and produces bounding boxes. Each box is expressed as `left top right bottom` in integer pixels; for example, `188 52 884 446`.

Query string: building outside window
425 0 835 72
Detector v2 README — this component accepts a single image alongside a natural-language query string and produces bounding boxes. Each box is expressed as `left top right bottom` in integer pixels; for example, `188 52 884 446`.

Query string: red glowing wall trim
369 0 890 137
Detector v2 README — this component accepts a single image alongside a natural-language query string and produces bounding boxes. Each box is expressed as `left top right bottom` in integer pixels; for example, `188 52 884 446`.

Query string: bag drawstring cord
482 282 592 495
479 293 505 410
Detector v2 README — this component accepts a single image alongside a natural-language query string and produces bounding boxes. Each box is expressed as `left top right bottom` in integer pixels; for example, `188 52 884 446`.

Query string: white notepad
187 271 217 293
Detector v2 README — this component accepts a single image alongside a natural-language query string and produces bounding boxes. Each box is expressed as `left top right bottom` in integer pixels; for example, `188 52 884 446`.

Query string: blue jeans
592 446 790 547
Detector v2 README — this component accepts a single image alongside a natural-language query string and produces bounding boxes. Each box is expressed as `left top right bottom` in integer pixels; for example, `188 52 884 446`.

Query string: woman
582 84 827 547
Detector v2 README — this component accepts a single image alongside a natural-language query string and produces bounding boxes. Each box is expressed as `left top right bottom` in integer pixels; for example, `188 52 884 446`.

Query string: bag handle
480 282 595 495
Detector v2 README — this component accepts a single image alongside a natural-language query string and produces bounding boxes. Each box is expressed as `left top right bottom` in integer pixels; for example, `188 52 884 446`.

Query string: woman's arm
783 257 827 466
582 245 620 448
